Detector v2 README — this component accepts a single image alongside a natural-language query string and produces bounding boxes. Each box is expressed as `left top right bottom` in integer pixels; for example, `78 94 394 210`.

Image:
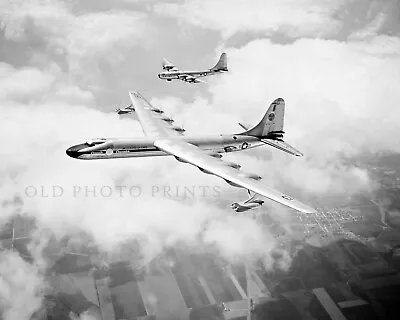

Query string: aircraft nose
66 144 86 158
66 147 77 158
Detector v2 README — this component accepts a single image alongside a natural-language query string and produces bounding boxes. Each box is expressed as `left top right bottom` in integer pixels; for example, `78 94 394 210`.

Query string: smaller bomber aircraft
231 190 265 213
158 53 228 83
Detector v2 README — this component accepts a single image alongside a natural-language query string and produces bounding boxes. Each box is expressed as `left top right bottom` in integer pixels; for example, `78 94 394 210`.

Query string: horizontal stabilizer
193 78 207 84
162 58 176 71
261 139 303 157
238 122 251 130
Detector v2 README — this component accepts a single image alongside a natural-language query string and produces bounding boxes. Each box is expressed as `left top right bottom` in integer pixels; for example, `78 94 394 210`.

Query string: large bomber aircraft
66 91 315 213
158 53 228 83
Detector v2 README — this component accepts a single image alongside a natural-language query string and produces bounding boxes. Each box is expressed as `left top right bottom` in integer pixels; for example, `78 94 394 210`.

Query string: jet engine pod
230 203 240 212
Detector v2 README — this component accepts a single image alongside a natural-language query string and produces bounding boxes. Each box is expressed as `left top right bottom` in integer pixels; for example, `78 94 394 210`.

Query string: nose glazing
66 147 78 158
66 144 86 158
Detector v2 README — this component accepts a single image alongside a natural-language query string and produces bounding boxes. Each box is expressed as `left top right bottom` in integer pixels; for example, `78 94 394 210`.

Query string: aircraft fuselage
158 69 227 81
66 134 263 160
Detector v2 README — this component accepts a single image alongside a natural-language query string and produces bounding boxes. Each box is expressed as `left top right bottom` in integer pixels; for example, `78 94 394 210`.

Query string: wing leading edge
154 139 316 214
128 91 185 138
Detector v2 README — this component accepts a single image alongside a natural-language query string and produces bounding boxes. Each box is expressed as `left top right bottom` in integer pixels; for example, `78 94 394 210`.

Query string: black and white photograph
1 0 400 319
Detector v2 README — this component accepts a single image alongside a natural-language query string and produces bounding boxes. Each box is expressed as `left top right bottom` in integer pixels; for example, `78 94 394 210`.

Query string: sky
0 0 400 318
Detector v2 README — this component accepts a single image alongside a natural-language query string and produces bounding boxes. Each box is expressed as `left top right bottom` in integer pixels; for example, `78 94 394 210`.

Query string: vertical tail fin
162 58 175 71
238 98 304 157
210 52 228 72
239 98 285 138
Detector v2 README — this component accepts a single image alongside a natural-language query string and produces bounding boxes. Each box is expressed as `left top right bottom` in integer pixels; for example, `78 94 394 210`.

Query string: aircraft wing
128 91 185 138
154 139 316 213
183 75 206 83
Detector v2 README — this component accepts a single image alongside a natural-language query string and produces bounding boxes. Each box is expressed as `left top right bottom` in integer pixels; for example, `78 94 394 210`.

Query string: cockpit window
86 138 107 146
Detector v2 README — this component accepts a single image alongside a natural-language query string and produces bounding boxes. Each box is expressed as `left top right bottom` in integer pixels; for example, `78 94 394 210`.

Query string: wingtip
297 204 318 214
129 90 140 96
281 194 316 214
303 208 318 214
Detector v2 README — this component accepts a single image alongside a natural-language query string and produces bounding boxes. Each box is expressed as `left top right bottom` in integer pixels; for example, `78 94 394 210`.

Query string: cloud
146 30 400 210
0 0 155 87
154 0 348 40
212 37 400 151
0 58 278 270
0 56 280 314
0 63 55 101
165 35 399 200
150 95 242 134
0 251 47 320
202 215 279 263
349 0 400 40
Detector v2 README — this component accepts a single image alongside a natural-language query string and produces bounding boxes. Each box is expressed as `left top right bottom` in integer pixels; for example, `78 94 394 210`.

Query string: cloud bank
1 0 399 317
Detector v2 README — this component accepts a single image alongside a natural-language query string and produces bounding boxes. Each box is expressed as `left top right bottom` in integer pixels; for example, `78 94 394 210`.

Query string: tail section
238 98 303 157
240 98 285 139
162 58 176 71
210 52 228 72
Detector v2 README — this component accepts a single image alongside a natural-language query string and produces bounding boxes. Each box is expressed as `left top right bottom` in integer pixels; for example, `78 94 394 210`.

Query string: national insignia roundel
268 113 275 121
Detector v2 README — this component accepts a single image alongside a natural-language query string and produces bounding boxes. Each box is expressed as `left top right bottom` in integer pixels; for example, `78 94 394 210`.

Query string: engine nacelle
224 162 241 169
151 108 164 114
171 126 186 133
224 179 244 188
240 173 262 181
161 116 174 123
208 152 222 159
